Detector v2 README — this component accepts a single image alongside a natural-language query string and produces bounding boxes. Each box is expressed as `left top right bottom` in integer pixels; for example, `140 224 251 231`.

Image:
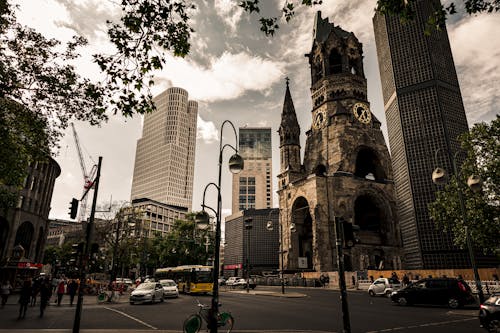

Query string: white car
129 282 164 304
368 278 401 297
225 277 240 286
159 279 179 298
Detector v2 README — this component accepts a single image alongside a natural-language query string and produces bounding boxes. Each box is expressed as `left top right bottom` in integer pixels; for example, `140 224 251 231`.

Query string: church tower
278 12 402 272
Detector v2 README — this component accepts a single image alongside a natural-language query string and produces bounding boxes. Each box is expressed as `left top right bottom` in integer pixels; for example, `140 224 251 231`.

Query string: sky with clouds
11 0 499 224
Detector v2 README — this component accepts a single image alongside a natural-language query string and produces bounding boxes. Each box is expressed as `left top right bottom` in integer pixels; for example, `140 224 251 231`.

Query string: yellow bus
154 265 213 294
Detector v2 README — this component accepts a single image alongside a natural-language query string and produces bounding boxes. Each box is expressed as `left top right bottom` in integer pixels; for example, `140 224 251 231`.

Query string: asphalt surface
0 286 484 333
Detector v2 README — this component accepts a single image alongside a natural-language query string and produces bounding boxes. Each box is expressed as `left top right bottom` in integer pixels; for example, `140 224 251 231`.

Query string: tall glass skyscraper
373 0 471 268
232 128 272 213
131 87 197 210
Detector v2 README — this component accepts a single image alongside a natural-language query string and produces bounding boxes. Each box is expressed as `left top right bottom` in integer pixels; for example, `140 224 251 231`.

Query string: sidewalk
1 291 130 306
224 287 307 298
0 330 335 333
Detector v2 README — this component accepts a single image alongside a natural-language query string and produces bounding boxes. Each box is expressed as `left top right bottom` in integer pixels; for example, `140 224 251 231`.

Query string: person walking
39 279 52 318
18 279 32 319
30 277 41 306
56 279 65 306
1 280 12 308
68 279 78 306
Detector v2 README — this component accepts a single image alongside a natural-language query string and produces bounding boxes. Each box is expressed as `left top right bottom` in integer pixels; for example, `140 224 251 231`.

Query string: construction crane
71 123 97 222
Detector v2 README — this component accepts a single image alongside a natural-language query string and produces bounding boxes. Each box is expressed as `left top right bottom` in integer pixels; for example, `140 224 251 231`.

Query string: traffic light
339 218 360 248
69 198 79 219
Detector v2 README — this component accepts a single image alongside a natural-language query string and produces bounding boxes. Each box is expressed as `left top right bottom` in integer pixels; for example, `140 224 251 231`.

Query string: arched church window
354 195 382 233
329 49 342 74
349 58 359 76
354 148 387 180
314 164 327 176
291 197 313 270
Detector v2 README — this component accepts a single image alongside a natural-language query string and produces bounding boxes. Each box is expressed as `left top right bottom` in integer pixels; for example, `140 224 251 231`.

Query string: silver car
368 278 401 297
159 279 179 298
129 282 164 304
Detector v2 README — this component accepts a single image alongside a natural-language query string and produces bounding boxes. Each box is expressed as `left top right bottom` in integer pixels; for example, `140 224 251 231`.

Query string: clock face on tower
313 109 327 129
352 102 371 124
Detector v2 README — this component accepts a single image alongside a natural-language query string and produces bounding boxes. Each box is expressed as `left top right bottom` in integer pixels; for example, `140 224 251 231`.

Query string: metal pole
450 156 485 304
73 156 102 333
335 218 351 333
246 227 250 293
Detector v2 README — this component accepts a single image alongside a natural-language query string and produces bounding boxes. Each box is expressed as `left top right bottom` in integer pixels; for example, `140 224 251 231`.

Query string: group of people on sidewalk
0 275 79 319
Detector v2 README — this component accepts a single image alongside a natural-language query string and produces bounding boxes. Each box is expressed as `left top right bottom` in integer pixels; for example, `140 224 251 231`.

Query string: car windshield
161 281 175 287
194 271 213 283
136 283 155 290
485 295 500 305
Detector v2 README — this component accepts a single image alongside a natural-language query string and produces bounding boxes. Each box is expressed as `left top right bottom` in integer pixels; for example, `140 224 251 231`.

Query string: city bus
154 265 213 294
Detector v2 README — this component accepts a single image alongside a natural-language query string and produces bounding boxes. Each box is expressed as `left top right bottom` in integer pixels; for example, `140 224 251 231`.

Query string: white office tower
131 87 197 210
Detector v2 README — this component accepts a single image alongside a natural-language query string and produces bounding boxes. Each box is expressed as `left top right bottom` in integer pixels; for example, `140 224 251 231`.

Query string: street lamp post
432 148 485 303
266 211 296 294
244 218 252 293
196 120 244 333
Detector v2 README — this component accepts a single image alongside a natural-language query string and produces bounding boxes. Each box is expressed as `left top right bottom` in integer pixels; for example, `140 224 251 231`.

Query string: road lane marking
104 306 158 330
365 317 476 332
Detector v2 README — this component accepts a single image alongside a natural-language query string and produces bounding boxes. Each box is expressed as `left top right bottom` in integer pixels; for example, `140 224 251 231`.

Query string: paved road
0 286 483 332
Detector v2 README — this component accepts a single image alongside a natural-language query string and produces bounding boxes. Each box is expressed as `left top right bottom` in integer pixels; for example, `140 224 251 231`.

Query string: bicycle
96 288 120 303
183 299 234 333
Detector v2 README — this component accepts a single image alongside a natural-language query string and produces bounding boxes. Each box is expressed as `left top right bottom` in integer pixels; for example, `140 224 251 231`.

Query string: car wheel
385 290 392 297
368 290 375 297
129 301 134 305
160 296 164 303
152 296 156 304
398 297 408 306
488 319 500 333
448 297 460 309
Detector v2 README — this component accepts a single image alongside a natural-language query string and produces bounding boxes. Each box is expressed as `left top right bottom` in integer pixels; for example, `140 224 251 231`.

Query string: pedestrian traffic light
341 219 360 248
69 198 79 219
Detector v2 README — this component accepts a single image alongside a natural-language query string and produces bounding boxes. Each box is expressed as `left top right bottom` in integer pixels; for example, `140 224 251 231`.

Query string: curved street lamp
197 120 243 333
266 211 296 294
432 148 485 303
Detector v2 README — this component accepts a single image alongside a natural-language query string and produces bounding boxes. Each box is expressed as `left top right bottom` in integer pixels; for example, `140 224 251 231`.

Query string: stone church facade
277 12 402 273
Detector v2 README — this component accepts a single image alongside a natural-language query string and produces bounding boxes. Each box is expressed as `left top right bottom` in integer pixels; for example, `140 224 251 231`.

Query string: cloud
53 0 119 41
448 15 500 123
214 0 244 34
157 51 285 102
197 116 219 144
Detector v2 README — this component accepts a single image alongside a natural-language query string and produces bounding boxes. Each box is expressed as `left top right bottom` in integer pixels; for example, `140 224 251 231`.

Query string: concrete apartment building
131 87 198 211
232 128 273 213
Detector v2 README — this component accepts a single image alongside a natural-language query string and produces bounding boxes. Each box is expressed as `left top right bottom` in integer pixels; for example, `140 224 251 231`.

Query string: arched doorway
14 221 34 258
0 217 9 259
354 148 387 181
291 197 313 270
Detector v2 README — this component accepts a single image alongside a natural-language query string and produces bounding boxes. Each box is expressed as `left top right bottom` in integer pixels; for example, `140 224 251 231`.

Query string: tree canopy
429 116 500 253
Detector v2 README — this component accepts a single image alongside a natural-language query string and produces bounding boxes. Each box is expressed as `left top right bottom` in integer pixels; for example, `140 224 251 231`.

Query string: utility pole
73 156 102 333
335 217 351 333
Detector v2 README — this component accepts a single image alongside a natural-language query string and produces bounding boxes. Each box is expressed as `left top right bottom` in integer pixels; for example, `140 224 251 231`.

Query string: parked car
390 278 475 309
129 282 164 305
479 293 500 332
225 277 240 286
368 278 401 297
234 278 256 290
218 277 226 285
159 279 179 298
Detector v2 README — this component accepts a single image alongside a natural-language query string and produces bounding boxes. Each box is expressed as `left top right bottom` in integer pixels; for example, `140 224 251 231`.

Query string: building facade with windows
373 1 495 269
223 208 279 278
0 158 61 282
232 128 273 213
131 87 197 210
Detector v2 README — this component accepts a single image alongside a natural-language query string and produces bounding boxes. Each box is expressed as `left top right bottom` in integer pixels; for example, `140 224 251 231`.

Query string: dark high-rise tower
373 0 470 268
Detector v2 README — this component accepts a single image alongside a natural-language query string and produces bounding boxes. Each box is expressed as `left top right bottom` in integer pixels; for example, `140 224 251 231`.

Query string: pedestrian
56 279 65 306
68 279 78 306
39 279 52 318
402 274 410 287
391 271 399 283
18 279 32 319
324 274 329 288
31 277 41 306
1 279 12 308
51 276 59 293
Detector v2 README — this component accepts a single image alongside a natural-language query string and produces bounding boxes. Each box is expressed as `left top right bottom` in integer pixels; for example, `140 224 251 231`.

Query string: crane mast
71 123 96 222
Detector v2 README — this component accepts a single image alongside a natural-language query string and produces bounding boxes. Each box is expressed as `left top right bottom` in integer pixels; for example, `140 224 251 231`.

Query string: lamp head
195 211 210 230
290 223 296 233
467 175 482 193
228 153 244 174
432 167 448 185
266 221 274 231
